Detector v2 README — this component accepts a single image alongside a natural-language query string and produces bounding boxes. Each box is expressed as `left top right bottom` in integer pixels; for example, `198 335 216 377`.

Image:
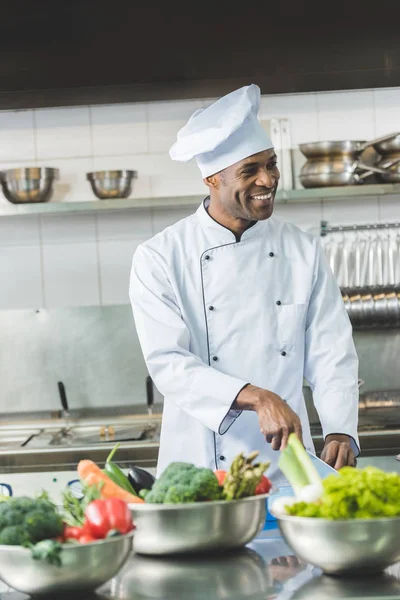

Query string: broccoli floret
31 540 62 567
0 525 29 546
24 510 63 543
143 462 222 504
0 496 63 545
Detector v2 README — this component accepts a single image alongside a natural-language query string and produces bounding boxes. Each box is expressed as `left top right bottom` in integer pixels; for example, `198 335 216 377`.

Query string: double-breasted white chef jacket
129 199 360 484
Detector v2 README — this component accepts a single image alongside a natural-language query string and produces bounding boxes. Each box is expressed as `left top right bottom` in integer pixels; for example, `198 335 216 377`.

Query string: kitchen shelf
0 183 399 217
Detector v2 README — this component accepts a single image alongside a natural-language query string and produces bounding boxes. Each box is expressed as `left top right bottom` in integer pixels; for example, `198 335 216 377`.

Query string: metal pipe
321 220 400 236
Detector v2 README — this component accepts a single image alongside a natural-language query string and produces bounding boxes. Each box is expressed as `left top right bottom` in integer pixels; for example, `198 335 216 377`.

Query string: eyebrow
239 154 278 172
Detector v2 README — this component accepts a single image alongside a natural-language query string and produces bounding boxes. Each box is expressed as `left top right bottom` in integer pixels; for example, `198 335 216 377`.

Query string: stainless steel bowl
87 170 137 199
129 494 268 556
113 547 272 599
275 514 400 575
0 167 59 204
0 533 133 595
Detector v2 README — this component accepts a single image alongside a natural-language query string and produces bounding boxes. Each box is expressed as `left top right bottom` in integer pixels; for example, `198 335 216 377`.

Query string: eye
268 161 278 169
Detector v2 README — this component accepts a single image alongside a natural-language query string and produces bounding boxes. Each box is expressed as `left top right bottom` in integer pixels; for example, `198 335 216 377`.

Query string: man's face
212 149 280 222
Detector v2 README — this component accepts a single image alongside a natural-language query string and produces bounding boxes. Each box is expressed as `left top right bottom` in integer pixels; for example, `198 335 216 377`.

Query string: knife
306 449 338 478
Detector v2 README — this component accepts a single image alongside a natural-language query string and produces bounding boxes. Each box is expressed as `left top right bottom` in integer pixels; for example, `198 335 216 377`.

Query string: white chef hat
169 84 273 178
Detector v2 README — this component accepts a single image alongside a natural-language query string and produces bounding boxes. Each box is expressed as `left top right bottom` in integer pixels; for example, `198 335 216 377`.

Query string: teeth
252 193 272 200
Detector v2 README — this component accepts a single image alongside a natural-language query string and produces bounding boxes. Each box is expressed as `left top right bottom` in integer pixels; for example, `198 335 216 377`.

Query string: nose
255 167 280 188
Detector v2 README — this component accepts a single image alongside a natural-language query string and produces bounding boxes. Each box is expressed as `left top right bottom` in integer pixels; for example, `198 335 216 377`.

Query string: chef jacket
129 200 359 483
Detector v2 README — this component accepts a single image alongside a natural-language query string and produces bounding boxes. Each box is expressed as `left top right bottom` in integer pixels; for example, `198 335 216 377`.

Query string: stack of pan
343 288 400 329
299 133 400 188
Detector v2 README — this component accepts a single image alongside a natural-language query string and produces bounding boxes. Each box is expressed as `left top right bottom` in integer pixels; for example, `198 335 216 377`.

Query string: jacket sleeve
129 244 248 434
304 241 360 455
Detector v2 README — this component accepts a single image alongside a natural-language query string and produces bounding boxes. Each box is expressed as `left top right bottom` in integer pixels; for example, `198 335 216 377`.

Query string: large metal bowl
87 170 137 199
0 167 59 204
0 533 133 595
128 494 268 556
113 547 272 599
275 514 400 575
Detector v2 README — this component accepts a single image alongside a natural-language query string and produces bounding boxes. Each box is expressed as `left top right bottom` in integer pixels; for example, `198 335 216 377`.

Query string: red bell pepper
214 470 227 486
85 498 133 539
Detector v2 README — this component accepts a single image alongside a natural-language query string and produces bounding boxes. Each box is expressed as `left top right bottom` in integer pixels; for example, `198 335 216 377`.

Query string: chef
129 84 359 484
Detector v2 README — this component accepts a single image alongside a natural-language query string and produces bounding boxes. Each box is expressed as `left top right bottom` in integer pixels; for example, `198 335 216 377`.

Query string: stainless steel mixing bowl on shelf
129 493 269 556
0 167 59 204
86 170 137 199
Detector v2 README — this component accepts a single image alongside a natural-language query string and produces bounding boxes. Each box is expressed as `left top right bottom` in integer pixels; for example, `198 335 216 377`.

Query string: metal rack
321 220 400 237
320 219 400 329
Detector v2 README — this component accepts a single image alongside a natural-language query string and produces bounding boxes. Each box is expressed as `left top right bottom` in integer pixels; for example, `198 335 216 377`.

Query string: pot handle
353 157 400 181
359 132 400 152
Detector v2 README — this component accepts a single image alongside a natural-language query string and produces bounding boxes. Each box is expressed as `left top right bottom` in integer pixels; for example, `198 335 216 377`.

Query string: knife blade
306 449 338 478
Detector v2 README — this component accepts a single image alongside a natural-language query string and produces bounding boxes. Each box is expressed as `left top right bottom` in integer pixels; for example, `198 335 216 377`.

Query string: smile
250 191 274 201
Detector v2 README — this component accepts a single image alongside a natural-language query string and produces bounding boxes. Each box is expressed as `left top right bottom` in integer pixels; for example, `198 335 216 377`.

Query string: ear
203 174 220 190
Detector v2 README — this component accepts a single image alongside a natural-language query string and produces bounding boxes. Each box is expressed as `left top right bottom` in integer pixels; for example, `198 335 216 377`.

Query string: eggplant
128 466 155 494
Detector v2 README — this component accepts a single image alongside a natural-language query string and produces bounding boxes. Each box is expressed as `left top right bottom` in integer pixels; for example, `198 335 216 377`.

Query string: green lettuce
287 466 400 519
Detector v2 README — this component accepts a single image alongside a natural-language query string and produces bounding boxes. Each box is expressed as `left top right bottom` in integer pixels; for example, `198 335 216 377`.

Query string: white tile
40 158 93 203
260 93 319 145
0 215 39 246
150 152 207 197
42 242 99 308
379 195 400 222
99 239 141 304
0 110 35 162
97 210 152 241
152 206 195 234
91 103 148 155
40 213 96 244
373 88 400 136
147 99 203 153
273 201 322 234
92 155 151 199
35 106 91 159
0 245 43 309
322 196 380 227
316 91 375 141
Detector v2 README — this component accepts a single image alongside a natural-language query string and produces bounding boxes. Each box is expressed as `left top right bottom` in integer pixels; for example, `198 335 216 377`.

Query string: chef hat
169 84 273 178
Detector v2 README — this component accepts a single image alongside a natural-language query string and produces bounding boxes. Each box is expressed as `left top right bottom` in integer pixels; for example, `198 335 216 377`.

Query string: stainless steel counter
2 531 400 599
0 415 161 473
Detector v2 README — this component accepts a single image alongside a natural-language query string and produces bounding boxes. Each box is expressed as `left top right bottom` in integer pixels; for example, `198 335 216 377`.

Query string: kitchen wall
0 86 399 310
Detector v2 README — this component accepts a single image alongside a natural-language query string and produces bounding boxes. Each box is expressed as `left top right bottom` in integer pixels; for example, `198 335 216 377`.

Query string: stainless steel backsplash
0 305 150 415
0 305 398 417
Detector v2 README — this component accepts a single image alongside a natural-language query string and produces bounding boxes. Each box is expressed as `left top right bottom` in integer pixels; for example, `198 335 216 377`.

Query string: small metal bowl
0 533 133 595
129 494 269 556
0 167 59 204
87 170 137 199
275 513 400 575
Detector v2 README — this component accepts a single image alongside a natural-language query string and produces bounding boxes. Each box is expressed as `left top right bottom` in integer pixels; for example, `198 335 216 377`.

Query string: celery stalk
278 434 323 501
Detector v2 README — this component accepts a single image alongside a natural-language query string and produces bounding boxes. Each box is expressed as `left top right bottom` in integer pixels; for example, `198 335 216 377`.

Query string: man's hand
234 385 302 451
321 434 356 469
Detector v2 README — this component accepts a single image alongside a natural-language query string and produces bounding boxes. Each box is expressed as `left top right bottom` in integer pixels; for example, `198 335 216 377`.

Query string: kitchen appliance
86 170 137 199
299 133 400 188
0 167 59 204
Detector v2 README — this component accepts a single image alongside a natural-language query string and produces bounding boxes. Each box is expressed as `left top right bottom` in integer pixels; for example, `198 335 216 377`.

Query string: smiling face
204 149 280 233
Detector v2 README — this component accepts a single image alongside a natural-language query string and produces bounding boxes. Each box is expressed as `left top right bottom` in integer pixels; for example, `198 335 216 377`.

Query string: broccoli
24 510 63 543
31 540 62 567
0 525 29 546
143 462 222 504
0 496 63 546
